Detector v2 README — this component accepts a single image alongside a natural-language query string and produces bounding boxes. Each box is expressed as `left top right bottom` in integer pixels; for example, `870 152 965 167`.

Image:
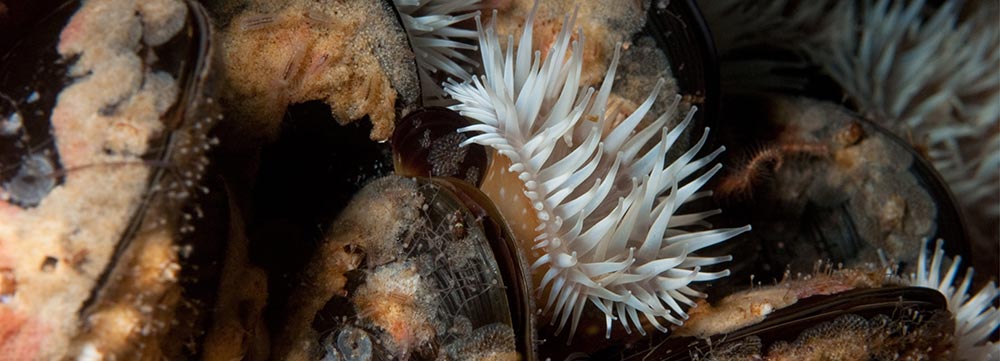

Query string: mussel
594 285 954 360
202 0 421 144
0 0 222 358
698 0 998 283
271 174 535 361
710 94 971 292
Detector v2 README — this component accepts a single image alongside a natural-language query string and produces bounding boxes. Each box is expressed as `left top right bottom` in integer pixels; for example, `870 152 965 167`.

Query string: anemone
819 0 997 132
908 239 999 361
394 0 481 97
443 6 750 340
819 0 999 257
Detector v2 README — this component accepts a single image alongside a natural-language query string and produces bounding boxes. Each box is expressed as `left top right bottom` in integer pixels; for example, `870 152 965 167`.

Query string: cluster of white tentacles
444 6 750 339
393 0 481 97
907 239 999 361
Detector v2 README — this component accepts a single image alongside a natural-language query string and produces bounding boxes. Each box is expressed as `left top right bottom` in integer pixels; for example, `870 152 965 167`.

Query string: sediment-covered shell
0 0 221 358
595 285 954 360
710 94 971 290
204 0 421 144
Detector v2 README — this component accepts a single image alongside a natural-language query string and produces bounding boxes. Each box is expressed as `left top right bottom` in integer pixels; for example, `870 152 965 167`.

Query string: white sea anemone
443 6 750 340
909 239 999 361
812 0 1000 275
393 0 481 97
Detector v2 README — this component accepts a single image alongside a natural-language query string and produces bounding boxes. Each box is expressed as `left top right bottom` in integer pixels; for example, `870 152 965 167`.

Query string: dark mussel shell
391 107 488 187
592 287 952 360
709 94 969 293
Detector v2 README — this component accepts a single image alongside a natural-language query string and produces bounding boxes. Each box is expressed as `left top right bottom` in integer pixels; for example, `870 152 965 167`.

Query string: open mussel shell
709 94 969 292
591 287 952 360
425 176 537 359
274 175 535 360
0 0 222 358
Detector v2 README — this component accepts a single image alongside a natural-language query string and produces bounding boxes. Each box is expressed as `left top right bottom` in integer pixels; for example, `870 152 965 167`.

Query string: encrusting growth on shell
218 0 419 141
906 239 999 361
444 4 750 340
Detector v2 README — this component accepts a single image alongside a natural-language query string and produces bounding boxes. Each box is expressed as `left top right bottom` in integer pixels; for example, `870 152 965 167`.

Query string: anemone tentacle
394 0 481 97
908 239 999 361
444 7 750 340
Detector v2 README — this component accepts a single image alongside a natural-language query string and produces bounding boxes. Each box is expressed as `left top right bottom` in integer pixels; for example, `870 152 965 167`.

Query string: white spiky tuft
444 6 750 340
819 0 1000 265
394 0 481 97
909 239 999 361
819 0 997 130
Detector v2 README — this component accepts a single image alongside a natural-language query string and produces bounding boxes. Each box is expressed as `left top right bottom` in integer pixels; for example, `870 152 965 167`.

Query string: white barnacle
443 5 750 340
908 239 999 361
393 0 481 98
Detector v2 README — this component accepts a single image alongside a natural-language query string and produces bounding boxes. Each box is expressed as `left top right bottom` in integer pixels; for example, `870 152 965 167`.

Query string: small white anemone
909 239 999 361
443 4 750 340
393 0 481 97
